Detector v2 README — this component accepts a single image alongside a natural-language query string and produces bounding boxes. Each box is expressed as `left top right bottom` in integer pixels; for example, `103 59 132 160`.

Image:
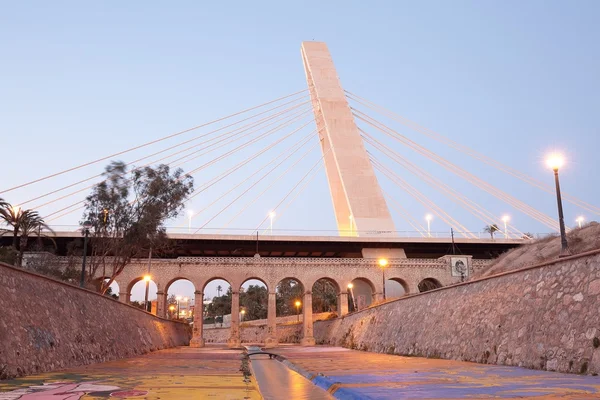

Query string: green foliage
312 280 337 313
82 161 194 293
484 224 500 239
276 279 303 316
240 284 267 321
0 246 17 265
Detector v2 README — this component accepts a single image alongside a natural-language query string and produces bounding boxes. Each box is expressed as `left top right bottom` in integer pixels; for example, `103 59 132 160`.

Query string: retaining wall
204 323 303 344
0 262 191 379
314 250 600 375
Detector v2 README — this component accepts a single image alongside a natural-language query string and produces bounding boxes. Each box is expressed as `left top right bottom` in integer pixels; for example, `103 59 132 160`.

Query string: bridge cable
254 147 332 233
353 110 560 231
362 131 525 238
193 132 320 233
347 90 600 216
29 103 311 211
370 156 475 238
0 89 309 195
45 110 313 222
379 188 427 236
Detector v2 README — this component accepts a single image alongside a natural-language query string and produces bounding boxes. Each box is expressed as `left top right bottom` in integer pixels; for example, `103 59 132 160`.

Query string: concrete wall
314 250 600 375
0 262 191 380
204 324 303 344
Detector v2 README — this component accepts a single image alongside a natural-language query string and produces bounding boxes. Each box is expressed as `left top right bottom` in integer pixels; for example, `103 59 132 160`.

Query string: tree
312 280 337 313
240 285 268 321
484 224 500 239
81 161 193 294
276 279 303 316
0 201 54 266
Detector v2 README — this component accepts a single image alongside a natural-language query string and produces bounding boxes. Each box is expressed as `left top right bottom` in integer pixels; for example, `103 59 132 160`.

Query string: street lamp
169 304 176 319
425 214 433 237
347 283 356 311
240 308 246 323
379 258 388 301
143 275 152 312
546 153 570 257
187 210 194 233
80 220 92 288
576 216 585 229
269 211 276 235
501 215 510 239
176 296 182 319
295 300 301 322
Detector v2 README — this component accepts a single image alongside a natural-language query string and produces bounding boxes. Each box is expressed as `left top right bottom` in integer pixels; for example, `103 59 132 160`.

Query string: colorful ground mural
0 347 260 400
272 346 600 399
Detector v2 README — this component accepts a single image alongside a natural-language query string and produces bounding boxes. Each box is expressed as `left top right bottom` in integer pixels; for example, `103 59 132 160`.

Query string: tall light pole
80 220 92 288
379 258 388 301
176 296 182 319
425 214 432 237
295 300 301 322
187 210 194 233
546 154 570 257
347 283 356 311
169 304 176 319
502 215 510 239
241 308 246 323
576 216 584 229
269 211 276 235
143 275 152 312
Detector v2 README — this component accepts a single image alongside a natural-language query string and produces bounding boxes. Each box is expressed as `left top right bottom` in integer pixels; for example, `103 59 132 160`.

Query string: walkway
271 346 600 399
0 346 261 400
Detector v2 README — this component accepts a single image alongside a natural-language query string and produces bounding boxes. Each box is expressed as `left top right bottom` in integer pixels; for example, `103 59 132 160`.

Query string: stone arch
418 277 443 293
275 277 305 318
201 277 232 342
349 277 376 310
311 277 340 314
239 277 269 322
126 276 158 312
165 278 196 321
386 277 410 299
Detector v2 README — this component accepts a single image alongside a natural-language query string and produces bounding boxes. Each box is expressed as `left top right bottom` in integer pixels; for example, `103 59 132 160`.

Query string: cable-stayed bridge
2 42 598 348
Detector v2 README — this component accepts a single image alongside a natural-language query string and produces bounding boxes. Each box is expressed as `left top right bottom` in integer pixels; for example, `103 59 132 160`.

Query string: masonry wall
204 324 303 344
0 262 191 380
313 250 600 375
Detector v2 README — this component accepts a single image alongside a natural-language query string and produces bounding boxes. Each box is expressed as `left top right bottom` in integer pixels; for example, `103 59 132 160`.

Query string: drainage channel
246 346 333 400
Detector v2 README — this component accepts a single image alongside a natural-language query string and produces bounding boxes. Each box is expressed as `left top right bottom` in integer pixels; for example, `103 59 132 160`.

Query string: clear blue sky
2 1 599 300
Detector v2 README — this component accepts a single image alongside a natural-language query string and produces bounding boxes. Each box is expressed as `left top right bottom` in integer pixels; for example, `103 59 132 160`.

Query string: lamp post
379 258 388 301
169 304 176 319
176 296 182 319
187 210 194 233
546 154 570 257
269 211 276 235
425 214 432 237
502 215 510 239
143 275 151 312
347 283 356 311
241 308 246 323
295 300 301 322
576 216 584 229
80 220 92 288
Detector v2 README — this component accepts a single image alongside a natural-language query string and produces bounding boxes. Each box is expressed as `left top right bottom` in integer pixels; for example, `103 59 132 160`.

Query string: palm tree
483 224 500 239
217 285 222 297
0 201 54 266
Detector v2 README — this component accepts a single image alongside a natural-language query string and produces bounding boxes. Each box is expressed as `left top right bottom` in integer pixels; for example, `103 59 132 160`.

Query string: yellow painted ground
0 346 261 400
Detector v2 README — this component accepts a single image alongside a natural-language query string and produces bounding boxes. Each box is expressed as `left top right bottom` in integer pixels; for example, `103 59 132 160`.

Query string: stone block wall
203 323 303 344
313 250 600 375
0 262 191 380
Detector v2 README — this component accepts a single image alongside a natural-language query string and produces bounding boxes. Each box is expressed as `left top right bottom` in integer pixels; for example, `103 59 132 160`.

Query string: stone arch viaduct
97 256 489 348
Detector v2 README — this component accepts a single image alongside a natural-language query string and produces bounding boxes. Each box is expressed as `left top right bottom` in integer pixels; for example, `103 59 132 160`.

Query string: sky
1 1 599 300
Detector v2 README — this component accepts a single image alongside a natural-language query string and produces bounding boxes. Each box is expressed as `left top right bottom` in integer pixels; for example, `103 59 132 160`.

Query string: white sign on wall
450 256 470 277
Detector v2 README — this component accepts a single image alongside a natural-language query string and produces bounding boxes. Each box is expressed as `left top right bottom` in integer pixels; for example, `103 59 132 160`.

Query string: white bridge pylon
301 42 396 237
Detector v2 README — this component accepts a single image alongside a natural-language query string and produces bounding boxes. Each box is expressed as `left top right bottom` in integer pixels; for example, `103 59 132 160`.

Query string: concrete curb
275 355 370 400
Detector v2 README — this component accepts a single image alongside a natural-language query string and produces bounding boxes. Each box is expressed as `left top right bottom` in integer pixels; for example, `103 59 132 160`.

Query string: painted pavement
0 346 260 400
271 346 600 399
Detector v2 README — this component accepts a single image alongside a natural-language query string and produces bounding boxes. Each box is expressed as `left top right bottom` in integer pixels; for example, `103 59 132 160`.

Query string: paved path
271 346 600 399
247 346 333 400
0 346 261 400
